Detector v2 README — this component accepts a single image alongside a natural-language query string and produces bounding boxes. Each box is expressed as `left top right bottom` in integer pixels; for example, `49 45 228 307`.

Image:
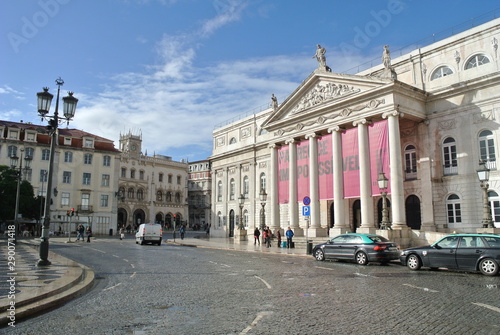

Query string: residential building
0 120 121 235
210 16 500 246
188 160 211 230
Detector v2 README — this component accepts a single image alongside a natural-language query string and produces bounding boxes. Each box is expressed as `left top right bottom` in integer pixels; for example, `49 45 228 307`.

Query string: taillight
373 245 387 251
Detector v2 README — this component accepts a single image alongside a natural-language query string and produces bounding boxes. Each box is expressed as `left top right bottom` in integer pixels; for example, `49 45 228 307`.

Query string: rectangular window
84 138 94 148
40 169 48 183
63 171 72 184
26 132 36 141
100 194 109 207
42 149 50 161
101 174 110 187
168 174 172 183
9 130 18 139
64 137 72 145
103 155 111 167
84 153 93 165
83 173 91 185
177 176 181 185
159 173 163 182
81 193 90 211
64 151 73 163
121 168 126 178
61 192 70 206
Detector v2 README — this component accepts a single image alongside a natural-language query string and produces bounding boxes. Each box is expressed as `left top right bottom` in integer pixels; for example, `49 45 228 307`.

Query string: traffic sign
302 205 310 216
303 196 311 205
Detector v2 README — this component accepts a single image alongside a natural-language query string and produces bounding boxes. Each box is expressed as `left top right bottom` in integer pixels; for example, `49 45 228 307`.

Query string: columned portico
305 133 326 237
354 119 376 233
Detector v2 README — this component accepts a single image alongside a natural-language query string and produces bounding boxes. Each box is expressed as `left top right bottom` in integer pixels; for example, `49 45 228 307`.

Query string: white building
210 17 500 246
117 131 189 230
0 120 121 235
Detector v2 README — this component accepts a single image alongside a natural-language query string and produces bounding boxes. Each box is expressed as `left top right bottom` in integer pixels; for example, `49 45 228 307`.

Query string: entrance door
352 200 361 233
405 195 421 230
229 210 235 237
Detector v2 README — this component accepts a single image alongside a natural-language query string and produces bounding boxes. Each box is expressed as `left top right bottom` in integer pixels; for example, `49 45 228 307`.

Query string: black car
312 233 400 265
399 234 500 276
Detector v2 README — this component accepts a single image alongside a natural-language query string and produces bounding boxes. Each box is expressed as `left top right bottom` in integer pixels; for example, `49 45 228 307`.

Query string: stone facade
210 18 500 246
188 160 211 230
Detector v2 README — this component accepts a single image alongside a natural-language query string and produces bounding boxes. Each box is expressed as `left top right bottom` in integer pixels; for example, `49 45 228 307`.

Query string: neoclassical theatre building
210 17 500 246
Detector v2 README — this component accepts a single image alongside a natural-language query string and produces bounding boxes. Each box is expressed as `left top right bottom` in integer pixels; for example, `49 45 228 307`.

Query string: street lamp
10 149 32 243
259 189 267 230
377 172 391 230
477 161 494 228
37 78 78 266
238 194 245 230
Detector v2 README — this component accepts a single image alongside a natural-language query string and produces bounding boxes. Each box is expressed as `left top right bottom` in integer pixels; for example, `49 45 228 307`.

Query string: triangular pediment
262 70 393 129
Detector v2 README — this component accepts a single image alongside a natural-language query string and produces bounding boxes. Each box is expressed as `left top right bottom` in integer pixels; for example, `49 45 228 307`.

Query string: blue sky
1 0 500 162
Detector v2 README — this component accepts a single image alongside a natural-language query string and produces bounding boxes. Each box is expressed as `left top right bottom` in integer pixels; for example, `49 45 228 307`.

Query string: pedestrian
119 227 124 240
276 229 282 248
76 224 85 241
266 227 272 248
179 225 185 240
253 227 260 245
86 226 92 243
206 223 211 236
286 227 294 248
262 228 268 247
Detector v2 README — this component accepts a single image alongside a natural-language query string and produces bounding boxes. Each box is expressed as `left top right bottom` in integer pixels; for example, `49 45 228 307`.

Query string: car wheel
479 258 499 276
406 254 422 271
314 249 325 261
355 251 368 265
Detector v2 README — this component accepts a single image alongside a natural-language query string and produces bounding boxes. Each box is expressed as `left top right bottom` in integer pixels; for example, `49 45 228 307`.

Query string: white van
135 223 162 245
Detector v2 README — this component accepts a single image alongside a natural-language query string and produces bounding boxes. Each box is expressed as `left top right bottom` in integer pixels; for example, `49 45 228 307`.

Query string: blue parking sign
302 206 310 216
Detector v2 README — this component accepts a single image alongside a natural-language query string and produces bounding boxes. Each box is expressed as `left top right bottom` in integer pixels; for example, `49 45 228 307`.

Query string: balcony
77 205 94 214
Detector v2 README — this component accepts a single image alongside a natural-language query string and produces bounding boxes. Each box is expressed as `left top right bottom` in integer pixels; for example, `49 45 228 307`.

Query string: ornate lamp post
377 172 391 230
259 189 267 230
10 149 32 244
37 78 78 266
477 161 494 228
238 194 245 230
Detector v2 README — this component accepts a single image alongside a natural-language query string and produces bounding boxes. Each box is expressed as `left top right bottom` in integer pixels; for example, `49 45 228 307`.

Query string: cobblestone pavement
2 233 500 334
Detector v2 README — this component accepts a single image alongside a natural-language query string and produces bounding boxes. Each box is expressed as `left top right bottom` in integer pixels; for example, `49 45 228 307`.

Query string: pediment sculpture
290 82 361 114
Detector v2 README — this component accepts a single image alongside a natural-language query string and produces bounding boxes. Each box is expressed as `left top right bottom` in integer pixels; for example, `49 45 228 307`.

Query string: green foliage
0 165 39 222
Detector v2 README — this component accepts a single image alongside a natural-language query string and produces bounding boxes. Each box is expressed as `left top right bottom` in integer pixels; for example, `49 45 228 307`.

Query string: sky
1 0 500 162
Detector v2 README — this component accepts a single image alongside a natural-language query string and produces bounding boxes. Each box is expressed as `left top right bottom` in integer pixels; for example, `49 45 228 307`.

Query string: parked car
135 223 162 245
399 233 500 276
312 233 400 265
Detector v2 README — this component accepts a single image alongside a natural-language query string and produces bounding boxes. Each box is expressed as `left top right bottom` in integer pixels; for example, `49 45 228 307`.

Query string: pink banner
278 145 289 204
369 120 391 195
296 140 310 200
318 134 333 199
342 127 360 198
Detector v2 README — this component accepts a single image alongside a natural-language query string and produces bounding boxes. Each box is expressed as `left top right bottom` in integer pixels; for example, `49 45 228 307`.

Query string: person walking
262 228 269 248
86 226 92 243
286 227 294 249
119 227 124 240
276 229 282 248
253 227 260 245
179 225 185 240
266 227 272 248
76 224 85 241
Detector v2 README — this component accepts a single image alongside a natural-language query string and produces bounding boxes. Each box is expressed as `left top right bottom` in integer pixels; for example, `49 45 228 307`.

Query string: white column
383 111 407 229
269 144 280 230
353 119 375 230
286 139 299 230
305 133 320 229
328 126 348 232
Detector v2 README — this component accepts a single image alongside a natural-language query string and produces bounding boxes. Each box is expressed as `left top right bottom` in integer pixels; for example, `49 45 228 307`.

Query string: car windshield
368 235 389 243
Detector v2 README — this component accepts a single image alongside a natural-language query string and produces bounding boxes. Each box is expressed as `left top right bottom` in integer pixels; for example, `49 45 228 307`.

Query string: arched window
260 173 266 192
157 191 163 201
489 190 500 227
127 188 135 199
130 169 136 179
431 66 453 80
404 144 417 180
244 209 249 228
137 189 144 200
229 178 235 200
465 54 490 69
446 194 462 224
175 192 181 203
243 176 249 198
479 130 496 170
217 181 223 202
442 137 458 175
166 192 172 202
139 170 145 180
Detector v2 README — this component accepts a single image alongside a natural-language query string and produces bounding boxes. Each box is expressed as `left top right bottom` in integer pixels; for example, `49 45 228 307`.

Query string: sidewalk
0 239 94 327
0 234 313 327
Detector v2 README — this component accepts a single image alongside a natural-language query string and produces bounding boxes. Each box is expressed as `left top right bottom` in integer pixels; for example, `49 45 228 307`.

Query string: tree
0 165 38 222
